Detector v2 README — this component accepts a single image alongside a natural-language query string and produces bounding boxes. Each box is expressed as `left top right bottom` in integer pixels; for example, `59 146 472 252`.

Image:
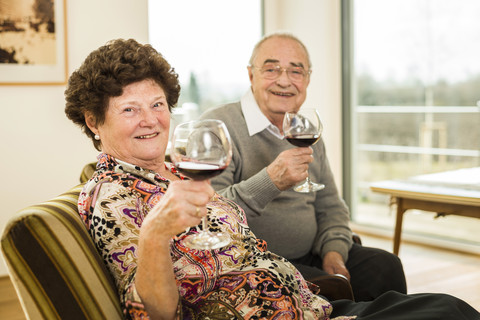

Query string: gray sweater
200 102 353 261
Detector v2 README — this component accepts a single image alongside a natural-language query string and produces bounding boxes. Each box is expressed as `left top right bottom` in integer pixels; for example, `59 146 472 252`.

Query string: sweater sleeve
211 162 282 218
309 139 353 262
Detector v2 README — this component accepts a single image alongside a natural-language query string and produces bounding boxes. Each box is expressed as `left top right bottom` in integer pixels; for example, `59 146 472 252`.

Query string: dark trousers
290 243 407 301
331 290 480 319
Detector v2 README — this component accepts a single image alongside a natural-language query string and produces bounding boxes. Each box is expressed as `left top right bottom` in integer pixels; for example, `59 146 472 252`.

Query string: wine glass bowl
283 108 325 193
170 119 232 250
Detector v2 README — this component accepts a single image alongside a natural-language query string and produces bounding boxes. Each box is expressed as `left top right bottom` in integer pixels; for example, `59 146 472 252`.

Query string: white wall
0 0 149 276
263 0 343 190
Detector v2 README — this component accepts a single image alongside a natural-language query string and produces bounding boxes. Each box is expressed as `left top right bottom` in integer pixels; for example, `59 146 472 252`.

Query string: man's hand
266 147 313 191
322 251 351 281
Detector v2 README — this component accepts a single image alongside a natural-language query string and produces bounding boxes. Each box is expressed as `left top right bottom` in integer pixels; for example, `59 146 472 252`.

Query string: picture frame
0 0 68 85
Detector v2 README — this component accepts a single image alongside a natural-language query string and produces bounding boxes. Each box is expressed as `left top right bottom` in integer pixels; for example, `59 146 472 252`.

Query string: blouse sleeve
89 182 183 319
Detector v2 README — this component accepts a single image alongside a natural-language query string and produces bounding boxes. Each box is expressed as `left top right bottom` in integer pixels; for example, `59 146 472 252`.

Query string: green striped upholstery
80 162 97 183
1 184 123 320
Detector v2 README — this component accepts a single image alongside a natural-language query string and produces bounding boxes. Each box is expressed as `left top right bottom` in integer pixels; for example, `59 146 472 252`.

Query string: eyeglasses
252 63 311 81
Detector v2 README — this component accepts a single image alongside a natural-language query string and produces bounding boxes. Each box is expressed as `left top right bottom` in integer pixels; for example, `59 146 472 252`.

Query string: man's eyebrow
262 59 306 69
291 62 306 69
262 59 280 65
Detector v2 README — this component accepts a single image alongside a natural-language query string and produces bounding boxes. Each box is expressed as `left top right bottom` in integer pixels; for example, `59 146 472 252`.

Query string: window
148 0 262 129
348 0 480 247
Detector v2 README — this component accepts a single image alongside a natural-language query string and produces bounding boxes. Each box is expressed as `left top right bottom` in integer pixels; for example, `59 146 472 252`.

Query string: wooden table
370 167 480 255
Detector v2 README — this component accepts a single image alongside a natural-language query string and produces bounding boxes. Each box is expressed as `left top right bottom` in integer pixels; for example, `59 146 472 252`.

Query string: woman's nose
139 108 157 126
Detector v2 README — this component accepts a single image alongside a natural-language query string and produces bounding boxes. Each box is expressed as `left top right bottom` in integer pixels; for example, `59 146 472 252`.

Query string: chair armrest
352 232 362 245
308 273 355 301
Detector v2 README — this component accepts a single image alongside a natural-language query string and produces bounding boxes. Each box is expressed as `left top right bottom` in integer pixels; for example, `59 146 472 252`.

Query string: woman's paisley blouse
78 153 355 320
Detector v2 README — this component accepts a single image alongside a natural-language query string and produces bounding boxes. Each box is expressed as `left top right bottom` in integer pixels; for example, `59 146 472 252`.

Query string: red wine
176 162 227 180
285 134 320 147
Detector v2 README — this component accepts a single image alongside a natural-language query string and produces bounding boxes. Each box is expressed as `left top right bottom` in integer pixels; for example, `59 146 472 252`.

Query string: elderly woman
65 39 479 320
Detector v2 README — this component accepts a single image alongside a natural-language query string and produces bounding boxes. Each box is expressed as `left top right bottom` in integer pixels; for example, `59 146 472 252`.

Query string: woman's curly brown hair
65 38 181 150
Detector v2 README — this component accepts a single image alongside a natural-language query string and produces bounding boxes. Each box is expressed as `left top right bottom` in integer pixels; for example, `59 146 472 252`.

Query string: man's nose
276 69 292 85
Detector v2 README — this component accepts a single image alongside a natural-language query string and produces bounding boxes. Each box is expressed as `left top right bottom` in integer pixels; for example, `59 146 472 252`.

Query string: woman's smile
136 132 160 139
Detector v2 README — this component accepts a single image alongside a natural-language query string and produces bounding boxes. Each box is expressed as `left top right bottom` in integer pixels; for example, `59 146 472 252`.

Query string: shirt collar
241 89 284 140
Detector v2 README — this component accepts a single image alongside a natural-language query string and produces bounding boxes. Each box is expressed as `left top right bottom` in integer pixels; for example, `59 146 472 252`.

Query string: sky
148 0 262 89
355 0 480 83
148 0 480 93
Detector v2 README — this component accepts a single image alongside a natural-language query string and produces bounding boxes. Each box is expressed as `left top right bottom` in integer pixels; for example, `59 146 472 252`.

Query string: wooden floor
1 232 479 317
359 232 480 311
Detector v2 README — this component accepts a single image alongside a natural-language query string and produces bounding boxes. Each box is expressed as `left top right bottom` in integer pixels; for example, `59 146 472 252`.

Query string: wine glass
283 108 325 193
170 119 232 250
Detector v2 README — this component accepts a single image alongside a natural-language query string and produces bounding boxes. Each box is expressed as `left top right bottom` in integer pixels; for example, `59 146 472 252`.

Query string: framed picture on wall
0 0 67 85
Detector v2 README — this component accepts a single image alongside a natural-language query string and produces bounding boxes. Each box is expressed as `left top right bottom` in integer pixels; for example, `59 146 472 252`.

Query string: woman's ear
85 112 98 135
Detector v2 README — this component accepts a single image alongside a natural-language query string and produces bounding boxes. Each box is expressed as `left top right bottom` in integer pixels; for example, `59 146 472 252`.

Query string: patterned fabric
78 153 356 319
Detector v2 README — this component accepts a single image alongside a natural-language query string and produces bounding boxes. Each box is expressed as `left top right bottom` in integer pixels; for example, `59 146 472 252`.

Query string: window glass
148 0 262 128
352 0 480 246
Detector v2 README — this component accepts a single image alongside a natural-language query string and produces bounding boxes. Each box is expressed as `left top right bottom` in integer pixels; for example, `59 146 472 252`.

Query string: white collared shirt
240 89 284 140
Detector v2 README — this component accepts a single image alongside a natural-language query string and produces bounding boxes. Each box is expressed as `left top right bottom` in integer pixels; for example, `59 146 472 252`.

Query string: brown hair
65 38 180 150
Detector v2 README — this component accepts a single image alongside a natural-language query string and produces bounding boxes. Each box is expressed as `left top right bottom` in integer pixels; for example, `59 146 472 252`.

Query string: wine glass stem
201 216 207 232
305 176 311 184
305 164 311 184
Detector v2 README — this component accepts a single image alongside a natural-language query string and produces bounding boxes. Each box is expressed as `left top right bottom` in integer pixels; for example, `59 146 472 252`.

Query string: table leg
393 197 406 255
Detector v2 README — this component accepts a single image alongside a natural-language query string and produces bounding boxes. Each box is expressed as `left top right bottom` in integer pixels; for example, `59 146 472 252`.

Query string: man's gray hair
248 32 312 69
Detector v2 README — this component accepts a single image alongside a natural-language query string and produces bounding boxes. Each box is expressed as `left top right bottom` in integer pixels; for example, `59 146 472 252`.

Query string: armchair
1 184 123 320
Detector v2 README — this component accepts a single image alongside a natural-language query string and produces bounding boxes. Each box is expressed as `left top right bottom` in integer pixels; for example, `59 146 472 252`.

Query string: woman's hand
142 179 215 241
136 179 215 319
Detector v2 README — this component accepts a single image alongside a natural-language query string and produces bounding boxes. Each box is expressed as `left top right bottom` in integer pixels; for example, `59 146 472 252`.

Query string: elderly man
200 32 407 301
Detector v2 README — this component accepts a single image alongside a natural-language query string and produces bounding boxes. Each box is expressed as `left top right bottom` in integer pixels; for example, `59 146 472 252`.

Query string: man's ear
248 66 254 83
85 112 98 135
